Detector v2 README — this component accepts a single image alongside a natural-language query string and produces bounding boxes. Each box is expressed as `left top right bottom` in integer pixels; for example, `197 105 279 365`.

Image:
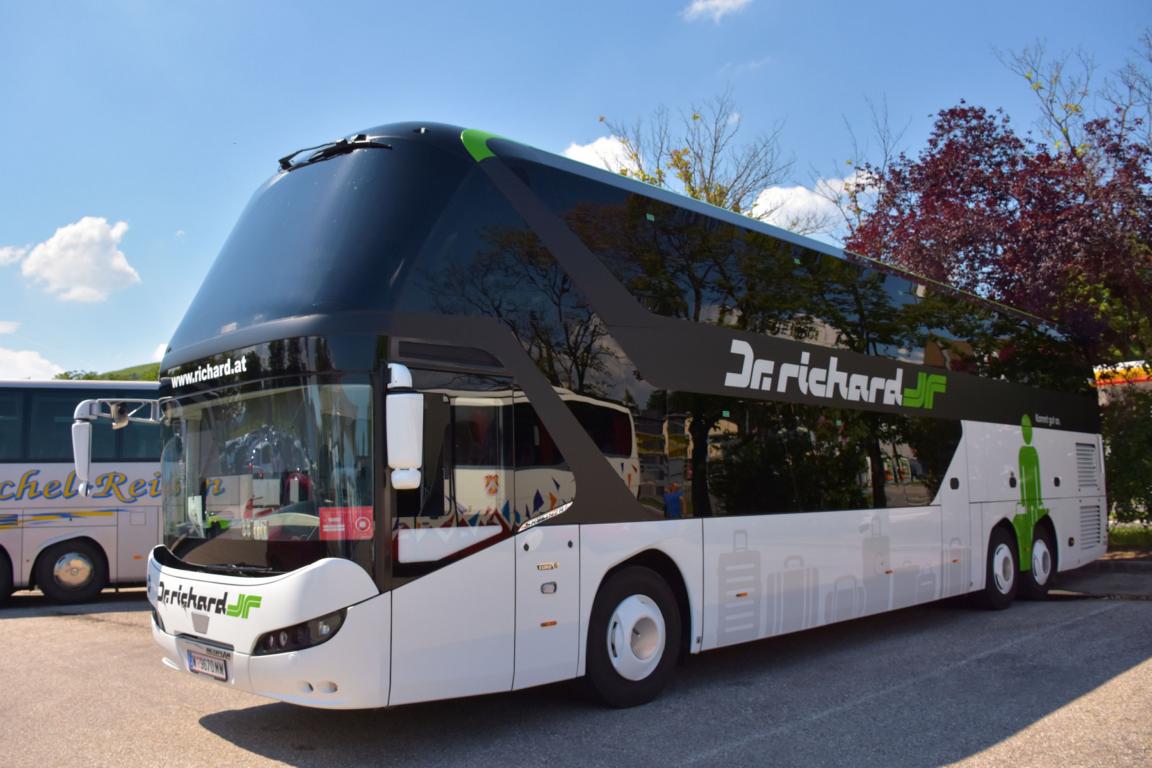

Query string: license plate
187 649 229 681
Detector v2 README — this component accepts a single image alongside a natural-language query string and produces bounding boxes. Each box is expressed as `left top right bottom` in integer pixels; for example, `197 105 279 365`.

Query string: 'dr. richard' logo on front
156 581 264 620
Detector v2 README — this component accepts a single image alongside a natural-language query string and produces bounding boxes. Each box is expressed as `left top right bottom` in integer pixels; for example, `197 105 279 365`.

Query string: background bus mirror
386 363 423 491
110 402 130 430
72 420 93 496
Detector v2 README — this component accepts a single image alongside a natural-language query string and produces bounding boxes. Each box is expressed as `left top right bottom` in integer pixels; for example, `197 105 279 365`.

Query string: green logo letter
226 594 263 619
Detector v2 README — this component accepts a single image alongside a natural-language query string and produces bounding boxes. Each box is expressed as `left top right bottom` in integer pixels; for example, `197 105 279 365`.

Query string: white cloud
0 245 28 265
719 56 771 77
0 321 18 334
18 216 140 302
0 347 63 380
753 184 838 226
752 175 862 238
175 229 186 238
563 135 638 174
682 0 752 23
152 342 168 361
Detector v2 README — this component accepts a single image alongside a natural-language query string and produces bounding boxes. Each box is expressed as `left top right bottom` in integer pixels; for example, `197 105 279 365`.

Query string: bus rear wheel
586 566 681 708
973 526 1017 610
1019 524 1057 600
0 548 13 605
35 540 107 604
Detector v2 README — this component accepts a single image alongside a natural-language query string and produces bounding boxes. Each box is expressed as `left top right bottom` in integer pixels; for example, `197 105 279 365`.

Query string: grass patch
1110 524 1152 549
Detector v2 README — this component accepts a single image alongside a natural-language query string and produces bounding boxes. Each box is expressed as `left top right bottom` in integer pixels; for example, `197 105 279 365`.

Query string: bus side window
28 390 115 462
394 394 452 523
512 401 572 522
0 390 22 460
112 390 162 461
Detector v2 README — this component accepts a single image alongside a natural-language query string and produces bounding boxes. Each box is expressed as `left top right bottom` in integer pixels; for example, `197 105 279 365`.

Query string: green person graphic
1012 415 1047 571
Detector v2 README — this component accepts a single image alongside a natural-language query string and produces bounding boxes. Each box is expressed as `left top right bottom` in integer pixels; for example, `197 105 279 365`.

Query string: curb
1078 559 1152 575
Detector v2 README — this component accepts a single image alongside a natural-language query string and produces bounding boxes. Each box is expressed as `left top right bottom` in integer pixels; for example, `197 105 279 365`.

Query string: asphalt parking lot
1 565 1150 768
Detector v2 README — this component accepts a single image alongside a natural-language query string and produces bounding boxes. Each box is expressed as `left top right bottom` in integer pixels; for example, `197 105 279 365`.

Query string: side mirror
71 419 93 497
71 397 163 496
110 402 130 430
386 363 423 490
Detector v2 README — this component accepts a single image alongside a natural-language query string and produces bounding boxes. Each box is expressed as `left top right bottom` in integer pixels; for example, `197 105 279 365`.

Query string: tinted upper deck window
169 141 469 352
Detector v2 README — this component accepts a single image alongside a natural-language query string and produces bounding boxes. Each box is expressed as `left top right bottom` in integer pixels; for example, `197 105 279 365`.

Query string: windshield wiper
201 562 281 576
278 134 392 171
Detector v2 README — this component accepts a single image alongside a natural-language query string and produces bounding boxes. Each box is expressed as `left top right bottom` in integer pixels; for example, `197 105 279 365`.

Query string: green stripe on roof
460 129 504 162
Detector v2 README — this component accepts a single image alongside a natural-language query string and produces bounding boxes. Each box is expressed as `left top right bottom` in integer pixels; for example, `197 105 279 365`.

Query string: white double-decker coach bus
73 123 1105 709
1 379 160 603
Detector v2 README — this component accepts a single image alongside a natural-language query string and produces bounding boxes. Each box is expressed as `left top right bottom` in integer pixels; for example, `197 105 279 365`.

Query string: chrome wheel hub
1031 538 1052 586
606 594 666 682
992 542 1015 594
53 553 94 590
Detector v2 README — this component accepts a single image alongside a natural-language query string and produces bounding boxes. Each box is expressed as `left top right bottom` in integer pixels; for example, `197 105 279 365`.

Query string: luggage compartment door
513 524 579 690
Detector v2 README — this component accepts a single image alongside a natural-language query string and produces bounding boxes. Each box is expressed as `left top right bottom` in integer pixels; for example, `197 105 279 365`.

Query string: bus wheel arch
603 549 692 661
32 537 109 604
1020 516 1058 600
586 555 685 707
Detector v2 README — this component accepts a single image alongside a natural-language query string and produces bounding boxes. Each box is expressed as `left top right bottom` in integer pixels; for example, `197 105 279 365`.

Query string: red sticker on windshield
319 507 375 541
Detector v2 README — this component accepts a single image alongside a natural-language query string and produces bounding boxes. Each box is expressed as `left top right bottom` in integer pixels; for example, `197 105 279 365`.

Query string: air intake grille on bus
1075 443 1100 492
1079 505 1103 548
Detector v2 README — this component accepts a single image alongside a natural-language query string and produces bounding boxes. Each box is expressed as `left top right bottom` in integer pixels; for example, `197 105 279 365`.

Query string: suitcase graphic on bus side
943 537 969 597
824 574 866 624
892 561 919 609
862 518 891 614
766 555 819 635
716 530 762 646
916 565 938 603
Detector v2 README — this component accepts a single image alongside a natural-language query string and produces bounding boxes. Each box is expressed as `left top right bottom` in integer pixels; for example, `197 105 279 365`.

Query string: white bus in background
0 380 160 603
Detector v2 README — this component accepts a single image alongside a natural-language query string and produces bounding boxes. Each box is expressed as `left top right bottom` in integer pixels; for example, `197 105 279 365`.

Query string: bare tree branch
601 91 793 220
997 41 1097 155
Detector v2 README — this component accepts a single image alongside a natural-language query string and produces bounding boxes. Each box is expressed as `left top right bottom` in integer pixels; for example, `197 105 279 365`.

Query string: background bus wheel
0 548 12 605
1019 524 1057 600
586 566 681 708
35 540 107 604
973 527 1018 610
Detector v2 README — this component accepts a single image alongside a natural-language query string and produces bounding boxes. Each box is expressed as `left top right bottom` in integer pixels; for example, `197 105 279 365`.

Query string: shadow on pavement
0 587 149 618
198 593 1152 768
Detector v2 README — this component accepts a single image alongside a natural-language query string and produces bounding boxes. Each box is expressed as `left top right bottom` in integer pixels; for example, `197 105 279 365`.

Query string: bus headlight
253 609 347 656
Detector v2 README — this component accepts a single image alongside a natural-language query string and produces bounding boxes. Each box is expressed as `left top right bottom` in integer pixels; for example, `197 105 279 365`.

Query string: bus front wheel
35 540 107 604
586 566 681 708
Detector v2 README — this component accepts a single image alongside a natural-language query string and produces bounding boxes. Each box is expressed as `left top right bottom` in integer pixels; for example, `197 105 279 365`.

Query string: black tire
1019 522 1058 600
586 566 681 708
972 526 1018 610
34 540 107 604
0 547 13 605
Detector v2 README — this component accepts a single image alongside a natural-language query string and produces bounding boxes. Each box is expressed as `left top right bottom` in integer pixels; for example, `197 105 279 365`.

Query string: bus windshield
160 378 374 576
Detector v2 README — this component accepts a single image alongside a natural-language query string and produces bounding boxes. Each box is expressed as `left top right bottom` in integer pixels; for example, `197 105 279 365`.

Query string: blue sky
0 0 1147 378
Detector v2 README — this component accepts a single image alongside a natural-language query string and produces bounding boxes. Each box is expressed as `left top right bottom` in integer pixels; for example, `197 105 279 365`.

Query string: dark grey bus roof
0 380 159 390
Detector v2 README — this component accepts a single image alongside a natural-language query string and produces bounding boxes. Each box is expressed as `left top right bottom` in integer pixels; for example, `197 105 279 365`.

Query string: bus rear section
0 380 160 604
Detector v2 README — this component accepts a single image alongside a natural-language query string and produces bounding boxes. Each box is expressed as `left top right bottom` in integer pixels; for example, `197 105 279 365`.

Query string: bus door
512 396 579 689
941 429 972 598
389 385 517 705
